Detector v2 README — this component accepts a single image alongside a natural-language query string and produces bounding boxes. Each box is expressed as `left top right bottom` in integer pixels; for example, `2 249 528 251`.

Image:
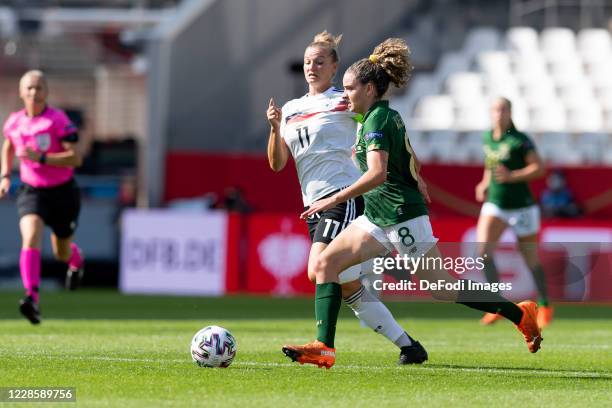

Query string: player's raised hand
267 98 281 129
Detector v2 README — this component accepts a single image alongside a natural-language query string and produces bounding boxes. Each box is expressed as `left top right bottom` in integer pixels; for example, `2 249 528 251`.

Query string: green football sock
315 282 342 348
531 264 549 306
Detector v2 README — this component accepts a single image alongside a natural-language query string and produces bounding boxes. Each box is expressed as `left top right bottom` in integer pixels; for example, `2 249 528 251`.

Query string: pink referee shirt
3 106 78 188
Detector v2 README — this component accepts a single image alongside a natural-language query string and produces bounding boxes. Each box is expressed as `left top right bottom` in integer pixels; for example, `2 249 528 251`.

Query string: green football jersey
482 127 537 209
354 100 428 227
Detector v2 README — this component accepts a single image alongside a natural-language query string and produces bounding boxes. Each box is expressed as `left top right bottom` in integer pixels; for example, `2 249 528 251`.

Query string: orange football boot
480 312 504 325
282 340 336 369
515 301 543 353
537 305 554 329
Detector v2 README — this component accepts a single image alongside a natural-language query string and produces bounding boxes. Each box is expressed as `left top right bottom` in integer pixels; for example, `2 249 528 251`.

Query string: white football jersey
280 87 361 206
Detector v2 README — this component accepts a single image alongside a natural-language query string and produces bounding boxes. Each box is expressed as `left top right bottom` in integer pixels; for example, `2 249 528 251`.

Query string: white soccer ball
190 325 237 368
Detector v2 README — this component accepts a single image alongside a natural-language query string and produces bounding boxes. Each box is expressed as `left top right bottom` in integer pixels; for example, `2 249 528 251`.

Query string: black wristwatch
39 153 47 164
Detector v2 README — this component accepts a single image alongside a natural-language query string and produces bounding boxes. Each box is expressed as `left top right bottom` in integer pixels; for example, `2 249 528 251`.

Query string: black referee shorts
17 178 81 239
305 190 365 245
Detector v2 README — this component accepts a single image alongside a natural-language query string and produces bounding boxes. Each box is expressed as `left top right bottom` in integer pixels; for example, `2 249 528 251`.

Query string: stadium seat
537 132 581 165
423 130 459 162
589 58 612 88
407 129 435 162
577 28 612 64
505 27 540 55
413 95 455 130
604 110 612 132
457 131 485 163
463 27 500 60
390 74 439 119
549 59 586 87
433 51 471 84
558 83 597 108
540 27 577 62
523 81 557 109
477 51 512 78
487 80 522 105
454 101 490 131
566 104 604 132
577 132 609 163
446 72 486 105
530 105 567 132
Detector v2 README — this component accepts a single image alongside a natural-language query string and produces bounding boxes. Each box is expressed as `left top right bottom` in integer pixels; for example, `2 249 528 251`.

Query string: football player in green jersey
282 38 543 369
476 97 552 328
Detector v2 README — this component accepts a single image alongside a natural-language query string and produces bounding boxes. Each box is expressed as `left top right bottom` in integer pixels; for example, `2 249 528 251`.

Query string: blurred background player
267 31 427 365
0 70 85 324
284 39 542 369
475 97 552 328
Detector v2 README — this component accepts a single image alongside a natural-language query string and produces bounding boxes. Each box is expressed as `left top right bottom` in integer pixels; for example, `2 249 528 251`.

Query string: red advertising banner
241 214 612 300
244 214 314 295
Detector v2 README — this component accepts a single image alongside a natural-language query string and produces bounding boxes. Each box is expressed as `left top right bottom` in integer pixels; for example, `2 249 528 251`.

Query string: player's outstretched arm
301 149 388 218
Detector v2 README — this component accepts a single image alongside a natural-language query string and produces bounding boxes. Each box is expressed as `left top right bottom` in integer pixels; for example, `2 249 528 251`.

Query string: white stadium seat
523 81 557 109
505 27 540 55
424 130 460 162
434 51 471 84
446 72 486 105
414 95 455 130
463 27 501 59
577 28 612 64
454 100 490 131
548 59 586 87
530 105 567 132
566 104 604 132
558 83 597 108
537 132 582 165
540 27 577 62
576 132 610 163
394 26 612 163
477 51 512 78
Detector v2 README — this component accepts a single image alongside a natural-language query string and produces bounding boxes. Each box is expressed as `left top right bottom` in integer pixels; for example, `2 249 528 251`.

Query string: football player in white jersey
266 31 427 365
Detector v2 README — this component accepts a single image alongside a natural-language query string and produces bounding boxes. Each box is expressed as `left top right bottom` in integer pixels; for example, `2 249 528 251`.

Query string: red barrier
165 152 612 217
238 214 612 300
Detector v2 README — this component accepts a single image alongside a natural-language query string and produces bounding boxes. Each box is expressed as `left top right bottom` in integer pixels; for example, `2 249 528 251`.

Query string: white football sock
344 286 411 348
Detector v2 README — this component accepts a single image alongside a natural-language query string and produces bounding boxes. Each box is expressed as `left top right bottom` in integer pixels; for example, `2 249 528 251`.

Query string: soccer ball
190 325 237 368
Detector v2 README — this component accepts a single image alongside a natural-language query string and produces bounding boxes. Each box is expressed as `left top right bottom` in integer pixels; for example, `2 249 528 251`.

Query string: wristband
39 153 47 164
0 174 9 179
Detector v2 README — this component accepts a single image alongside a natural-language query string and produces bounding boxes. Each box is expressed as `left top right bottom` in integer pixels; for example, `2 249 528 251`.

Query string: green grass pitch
1 290 611 407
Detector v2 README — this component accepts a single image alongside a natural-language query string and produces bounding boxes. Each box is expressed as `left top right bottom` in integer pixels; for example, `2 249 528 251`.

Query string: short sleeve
279 104 287 140
54 110 78 140
519 134 536 156
362 114 389 152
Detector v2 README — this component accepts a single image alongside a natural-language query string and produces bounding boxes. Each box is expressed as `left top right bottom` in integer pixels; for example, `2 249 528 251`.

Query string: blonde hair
20 70 47 87
348 38 413 97
308 30 343 62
